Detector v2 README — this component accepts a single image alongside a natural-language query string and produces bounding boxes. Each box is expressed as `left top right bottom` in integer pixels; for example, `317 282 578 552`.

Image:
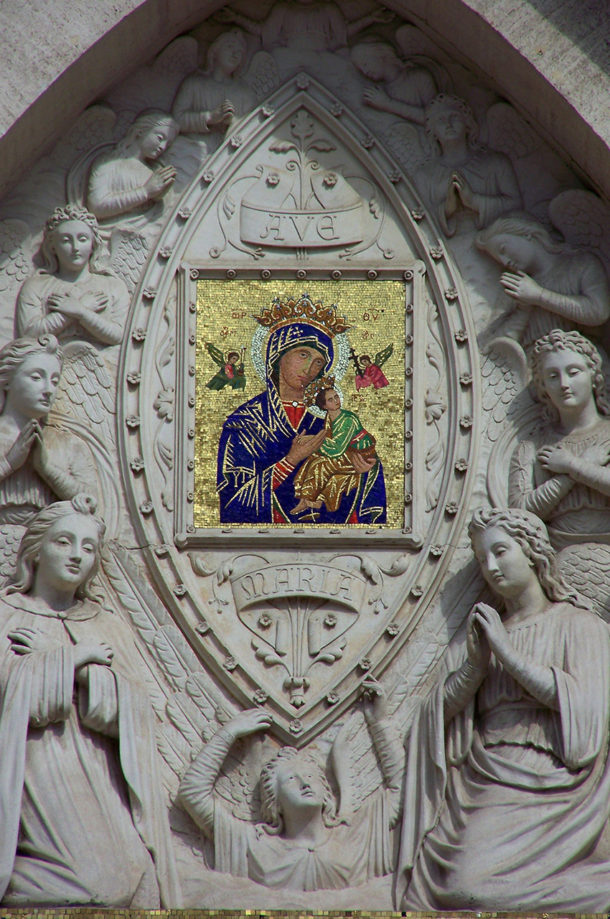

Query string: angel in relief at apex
396 507 610 912
177 676 402 892
215 296 386 525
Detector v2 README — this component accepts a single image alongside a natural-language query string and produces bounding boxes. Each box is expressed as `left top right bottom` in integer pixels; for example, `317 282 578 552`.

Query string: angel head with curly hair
529 329 610 424
468 506 581 606
259 746 340 836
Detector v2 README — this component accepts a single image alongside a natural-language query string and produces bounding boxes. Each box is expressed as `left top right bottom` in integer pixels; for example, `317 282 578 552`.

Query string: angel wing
0 525 26 585
103 36 199 114
0 218 35 310
108 227 150 294
246 51 280 101
556 543 610 622
373 343 393 368
395 24 450 72
64 106 118 205
382 121 426 176
206 342 225 366
486 102 542 160
549 189 610 267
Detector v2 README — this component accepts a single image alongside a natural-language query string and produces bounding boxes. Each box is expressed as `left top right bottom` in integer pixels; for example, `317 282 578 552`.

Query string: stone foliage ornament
0 0 609 910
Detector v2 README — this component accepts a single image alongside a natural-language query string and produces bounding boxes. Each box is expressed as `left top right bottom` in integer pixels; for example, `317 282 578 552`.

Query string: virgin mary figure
216 296 386 524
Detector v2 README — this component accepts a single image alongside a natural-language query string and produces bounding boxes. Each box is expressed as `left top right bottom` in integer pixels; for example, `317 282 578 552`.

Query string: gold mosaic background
194 279 406 528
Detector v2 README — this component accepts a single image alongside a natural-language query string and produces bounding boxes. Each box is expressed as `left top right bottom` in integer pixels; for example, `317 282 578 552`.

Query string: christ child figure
292 378 377 515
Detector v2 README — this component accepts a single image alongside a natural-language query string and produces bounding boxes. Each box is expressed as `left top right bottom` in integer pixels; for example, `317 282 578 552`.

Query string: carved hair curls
40 204 103 274
259 746 340 835
468 506 585 607
529 329 610 421
0 334 62 413
8 493 106 600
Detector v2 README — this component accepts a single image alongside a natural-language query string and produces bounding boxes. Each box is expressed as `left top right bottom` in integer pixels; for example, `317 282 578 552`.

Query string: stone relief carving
0 1 608 909
396 507 610 911
177 678 402 891
0 494 181 907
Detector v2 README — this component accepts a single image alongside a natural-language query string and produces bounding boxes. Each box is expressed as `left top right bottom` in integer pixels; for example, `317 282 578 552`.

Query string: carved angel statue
396 507 610 911
0 494 181 907
86 111 178 222
477 214 610 349
508 329 610 618
15 205 129 347
177 676 402 892
350 41 438 127
217 2 393 53
172 30 257 141
416 94 522 237
0 336 85 536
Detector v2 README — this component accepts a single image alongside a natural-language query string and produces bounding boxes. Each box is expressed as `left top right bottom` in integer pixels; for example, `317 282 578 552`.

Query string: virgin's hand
350 452 376 474
453 173 477 211
47 292 82 319
286 429 327 466
362 674 388 722
81 290 109 314
227 708 272 740
537 444 576 476
74 641 114 669
500 271 542 305
6 420 41 470
8 627 52 654
362 86 388 110
466 605 491 671
473 603 510 659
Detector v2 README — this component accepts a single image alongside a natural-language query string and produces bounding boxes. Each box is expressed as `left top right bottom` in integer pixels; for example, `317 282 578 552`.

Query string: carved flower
140 501 154 515
326 691 340 705
132 327 146 342
126 371 141 386
196 620 210 635
411 584 424 598
262 104 274 118
296 73 310 89
425 392 446 424
411 207 425 221
445 501 459 516
158 246 172 260
324 614 337 629
258 613 273 629
130 457 145 473
174 583 187 598
142 287 156 300
445 288 459 302
202 171 215 184
361 134 375 148
178 206 192 219
460 415 473 430
331 103 343 117
429 245 443 260
253 688 268 705
388 170 402 183
154 543 170 557
459 372 473 387
266 172 280 186
455 458 469 473
223 655 237 672
154 388 175 422
125 415 141 429
454 328 468 343
358 658 372 671
430 545 444 558
289 718 304 735
229 133 243 149
386 622 399 637
322 172 338 187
